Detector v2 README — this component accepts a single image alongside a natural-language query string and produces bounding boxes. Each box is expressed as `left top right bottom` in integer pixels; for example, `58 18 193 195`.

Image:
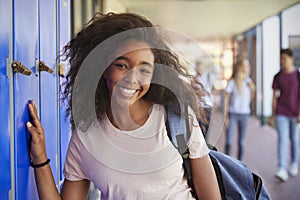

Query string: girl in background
223 59 255 161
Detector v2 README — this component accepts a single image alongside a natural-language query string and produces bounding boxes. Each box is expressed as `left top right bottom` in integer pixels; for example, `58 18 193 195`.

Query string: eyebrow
115 56 154 68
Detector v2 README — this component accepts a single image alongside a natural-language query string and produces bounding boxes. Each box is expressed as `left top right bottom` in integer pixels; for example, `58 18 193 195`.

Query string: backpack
166 104 270 200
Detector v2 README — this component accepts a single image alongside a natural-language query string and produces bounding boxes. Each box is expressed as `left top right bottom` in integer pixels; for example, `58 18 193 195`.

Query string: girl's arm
190 155 221 200
33 165 90 200
61 179 90 199
247 79 256 100
27 100 90 200
185 107 221 200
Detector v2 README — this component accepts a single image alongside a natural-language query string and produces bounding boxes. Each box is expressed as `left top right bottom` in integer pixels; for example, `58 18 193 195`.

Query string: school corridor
207 109 300 200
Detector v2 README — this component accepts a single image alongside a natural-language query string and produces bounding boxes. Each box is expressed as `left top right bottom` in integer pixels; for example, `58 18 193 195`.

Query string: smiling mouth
119 86 139 96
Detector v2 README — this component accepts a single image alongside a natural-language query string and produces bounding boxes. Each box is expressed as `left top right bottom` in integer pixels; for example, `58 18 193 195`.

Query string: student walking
268 48 299 182
223 59 255 161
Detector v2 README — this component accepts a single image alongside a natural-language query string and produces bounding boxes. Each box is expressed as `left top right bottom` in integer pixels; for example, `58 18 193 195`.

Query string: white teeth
119 86 137 95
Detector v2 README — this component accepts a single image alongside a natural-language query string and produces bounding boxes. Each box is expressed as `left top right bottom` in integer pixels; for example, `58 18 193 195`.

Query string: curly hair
61 12 208 132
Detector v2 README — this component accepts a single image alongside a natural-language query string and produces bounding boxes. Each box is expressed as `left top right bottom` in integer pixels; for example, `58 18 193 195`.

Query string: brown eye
139 68 151 75
114 63 127 69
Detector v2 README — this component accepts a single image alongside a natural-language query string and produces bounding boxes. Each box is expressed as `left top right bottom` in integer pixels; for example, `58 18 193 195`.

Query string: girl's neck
107 100 153 131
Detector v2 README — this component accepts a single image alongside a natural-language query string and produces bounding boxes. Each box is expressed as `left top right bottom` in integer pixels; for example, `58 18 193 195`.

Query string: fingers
26 120 48 163
26 121 40 141
28 100 38 119
27 100 45 144
28 100 43 131
26 101 48 162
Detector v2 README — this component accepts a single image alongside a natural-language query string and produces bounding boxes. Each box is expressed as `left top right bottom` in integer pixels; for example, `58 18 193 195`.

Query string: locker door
0 0 11 199
13 0 39 199
39 0 58 185
58 0 71 186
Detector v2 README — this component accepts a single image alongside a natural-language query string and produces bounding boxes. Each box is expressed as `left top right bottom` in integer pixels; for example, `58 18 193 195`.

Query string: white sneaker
289 163 298 176
275 168 289 181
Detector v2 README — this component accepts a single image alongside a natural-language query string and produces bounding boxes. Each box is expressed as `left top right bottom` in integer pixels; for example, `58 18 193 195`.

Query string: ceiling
121 0 300 40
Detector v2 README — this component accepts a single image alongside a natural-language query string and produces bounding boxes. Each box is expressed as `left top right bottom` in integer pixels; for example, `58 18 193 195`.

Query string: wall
262 16 280 117
282 3 300 68
281 4 300 48
103 0 127 13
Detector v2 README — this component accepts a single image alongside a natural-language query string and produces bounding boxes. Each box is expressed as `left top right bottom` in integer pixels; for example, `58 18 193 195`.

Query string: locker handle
58 63 65 77
12 61 32 76
39 61 54 73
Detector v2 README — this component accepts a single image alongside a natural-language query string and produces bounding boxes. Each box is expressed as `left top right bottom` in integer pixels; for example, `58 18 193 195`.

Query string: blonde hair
231 59 249 94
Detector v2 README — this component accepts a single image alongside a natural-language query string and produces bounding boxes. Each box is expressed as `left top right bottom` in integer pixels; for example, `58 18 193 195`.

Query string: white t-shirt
225 77 253 114
63 104 209 200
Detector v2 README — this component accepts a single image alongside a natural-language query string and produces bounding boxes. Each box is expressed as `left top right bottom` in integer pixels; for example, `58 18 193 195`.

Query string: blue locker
0 0 71 198
13 0 39 199
58 0 71 186
39 0 59 185
0 0 12 199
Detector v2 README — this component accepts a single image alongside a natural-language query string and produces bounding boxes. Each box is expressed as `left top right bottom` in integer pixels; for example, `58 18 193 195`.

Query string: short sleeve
225 79 235 93
271 72 283 90
63 131 89 181
271 75 277 90
186 107 210 159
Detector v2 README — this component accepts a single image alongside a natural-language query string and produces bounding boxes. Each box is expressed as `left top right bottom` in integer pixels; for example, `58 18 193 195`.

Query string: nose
123 68 139 84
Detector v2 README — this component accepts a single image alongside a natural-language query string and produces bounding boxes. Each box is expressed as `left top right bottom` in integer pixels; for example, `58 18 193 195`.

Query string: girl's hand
224 115 229 128
26 100 48 164
247 81 256 91
297 115 300 124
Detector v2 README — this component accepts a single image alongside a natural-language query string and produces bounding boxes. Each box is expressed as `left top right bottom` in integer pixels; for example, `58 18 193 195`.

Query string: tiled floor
207 110 300 200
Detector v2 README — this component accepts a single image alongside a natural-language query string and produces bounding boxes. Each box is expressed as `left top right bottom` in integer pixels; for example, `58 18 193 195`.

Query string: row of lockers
0 0 71 199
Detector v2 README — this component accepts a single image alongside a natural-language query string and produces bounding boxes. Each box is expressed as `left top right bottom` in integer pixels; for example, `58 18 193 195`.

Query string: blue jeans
225 113 249 160
275 115 299 169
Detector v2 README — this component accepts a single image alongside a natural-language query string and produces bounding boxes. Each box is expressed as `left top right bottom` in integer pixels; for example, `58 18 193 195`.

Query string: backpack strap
166 103 190 155
166 103 196 198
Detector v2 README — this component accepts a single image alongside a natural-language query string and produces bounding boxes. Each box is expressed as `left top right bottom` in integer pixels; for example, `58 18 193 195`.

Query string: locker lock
12 61 32 76
39 61 54 73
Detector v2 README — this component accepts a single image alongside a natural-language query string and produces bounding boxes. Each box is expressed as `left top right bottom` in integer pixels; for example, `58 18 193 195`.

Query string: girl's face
104 40 155 108
236 60 250 78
